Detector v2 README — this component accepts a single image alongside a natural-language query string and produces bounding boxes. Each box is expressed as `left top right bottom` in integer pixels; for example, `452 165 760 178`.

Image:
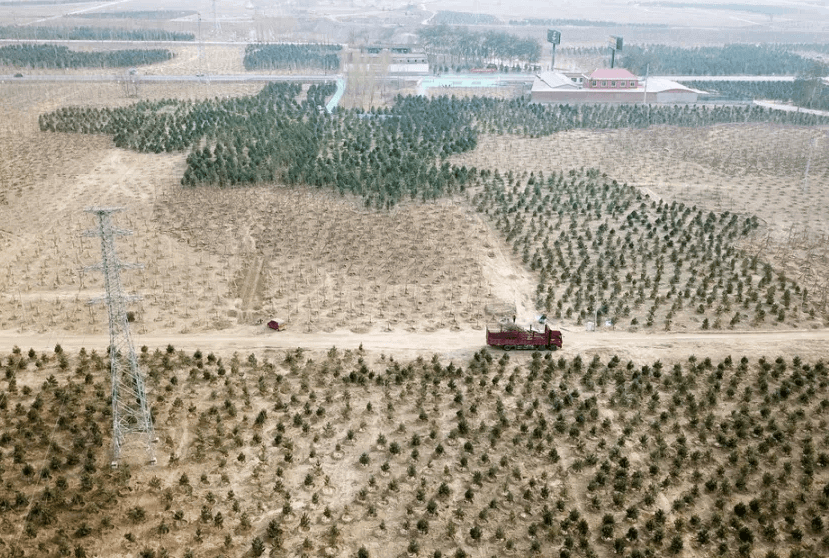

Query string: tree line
618 44 829 76
40 81 320 152
686 79 829 111
0 44 173 69
40 84 829 209
418 25 541 70
509 18 667 28
243 44 341 71
793 43 829 53
0 25 193 41
474 167 818 328
39 83 477 208
431 11 500 25
454 96 829 136
74 10 197 20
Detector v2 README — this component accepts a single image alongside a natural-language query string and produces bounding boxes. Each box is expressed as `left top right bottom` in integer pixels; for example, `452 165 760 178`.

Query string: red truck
486 324 562 351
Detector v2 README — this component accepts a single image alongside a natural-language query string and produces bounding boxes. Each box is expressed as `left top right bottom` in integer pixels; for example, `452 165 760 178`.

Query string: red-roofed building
530 68 703 104
585 68 640 90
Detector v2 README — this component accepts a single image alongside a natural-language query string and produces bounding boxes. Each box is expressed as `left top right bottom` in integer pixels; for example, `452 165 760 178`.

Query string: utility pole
609 36 623 69
643 63 649 104
197 13 210 82
197 12 203 71
84 208 156 467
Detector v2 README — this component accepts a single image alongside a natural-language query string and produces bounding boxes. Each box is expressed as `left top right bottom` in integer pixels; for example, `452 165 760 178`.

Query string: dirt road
2 326 827 364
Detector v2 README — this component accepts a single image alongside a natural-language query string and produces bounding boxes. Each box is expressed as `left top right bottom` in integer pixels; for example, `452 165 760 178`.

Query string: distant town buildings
348 44 429 75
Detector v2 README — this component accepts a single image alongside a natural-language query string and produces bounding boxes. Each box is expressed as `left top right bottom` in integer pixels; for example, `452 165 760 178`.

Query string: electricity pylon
213 0 221 33
84 208 156 466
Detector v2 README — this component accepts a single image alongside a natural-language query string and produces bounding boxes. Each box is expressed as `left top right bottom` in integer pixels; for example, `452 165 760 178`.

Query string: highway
667 75 800 82
2 71 825 84
0 73 340 83
0 39 250 46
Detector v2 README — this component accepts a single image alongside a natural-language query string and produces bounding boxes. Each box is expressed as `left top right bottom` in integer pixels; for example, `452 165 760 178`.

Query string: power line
83 208 156 467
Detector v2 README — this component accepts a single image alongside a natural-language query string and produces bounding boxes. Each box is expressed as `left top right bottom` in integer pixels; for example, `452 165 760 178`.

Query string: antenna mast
84 208 156 467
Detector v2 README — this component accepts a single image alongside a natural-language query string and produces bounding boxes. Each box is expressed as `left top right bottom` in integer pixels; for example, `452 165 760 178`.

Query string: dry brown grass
0 81 523 336
155 186 497 333
0 82 263 335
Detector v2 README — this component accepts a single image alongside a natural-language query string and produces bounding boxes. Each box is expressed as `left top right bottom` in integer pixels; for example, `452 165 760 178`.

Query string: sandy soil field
3 80 829 340
0 80 533 341
0 337 827 558
0 11 827 558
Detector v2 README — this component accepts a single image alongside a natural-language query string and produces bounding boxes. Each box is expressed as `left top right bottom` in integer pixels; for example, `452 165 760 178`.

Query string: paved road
0 39 253 46
0 72 528 83
3 72 826 85
0 73 341 83
667 75 799 82
670 75 829 85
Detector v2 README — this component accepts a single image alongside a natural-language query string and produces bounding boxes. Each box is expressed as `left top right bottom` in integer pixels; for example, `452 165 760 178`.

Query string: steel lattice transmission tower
84 208 156 466
213 0 221 33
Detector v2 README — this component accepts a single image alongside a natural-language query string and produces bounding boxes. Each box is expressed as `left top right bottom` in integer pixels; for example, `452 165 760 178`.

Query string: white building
531 70 703 104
